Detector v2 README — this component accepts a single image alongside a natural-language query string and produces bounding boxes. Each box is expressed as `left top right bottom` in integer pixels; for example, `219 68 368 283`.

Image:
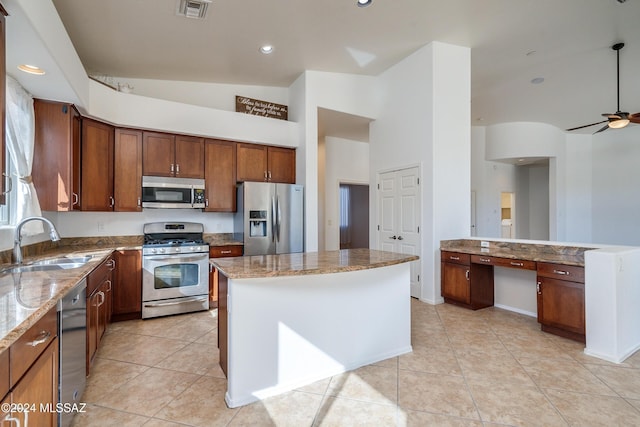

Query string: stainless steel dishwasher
58 278 87 427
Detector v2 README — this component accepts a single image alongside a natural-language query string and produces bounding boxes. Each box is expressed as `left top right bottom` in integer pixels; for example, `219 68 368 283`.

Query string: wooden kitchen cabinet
236 143 295 183
87 256 114 374
114 128 143 211
537 262 585 342
0 5 7 206
33 99 81 211
143 132 204 178
204 139 236 212
80 118 115 211
112 249 142 321
209 245 243 308
441 251 493 310
6 307 58 427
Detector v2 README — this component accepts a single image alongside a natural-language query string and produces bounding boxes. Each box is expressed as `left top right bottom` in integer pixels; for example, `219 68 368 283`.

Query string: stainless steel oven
142 222 210 319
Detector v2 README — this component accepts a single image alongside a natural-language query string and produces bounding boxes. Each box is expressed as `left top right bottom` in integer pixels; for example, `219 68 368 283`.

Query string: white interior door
378 167 421 298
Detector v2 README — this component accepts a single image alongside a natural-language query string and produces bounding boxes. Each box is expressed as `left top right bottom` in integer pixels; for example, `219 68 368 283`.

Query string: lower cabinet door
441 262 470 305
11 338 58 427
537 276 585 335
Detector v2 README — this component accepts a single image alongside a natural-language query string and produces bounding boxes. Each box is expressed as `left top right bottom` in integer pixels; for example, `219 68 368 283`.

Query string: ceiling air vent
177 0 211 19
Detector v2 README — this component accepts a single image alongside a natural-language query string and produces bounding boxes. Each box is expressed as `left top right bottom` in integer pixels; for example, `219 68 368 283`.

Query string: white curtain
5 75 43 235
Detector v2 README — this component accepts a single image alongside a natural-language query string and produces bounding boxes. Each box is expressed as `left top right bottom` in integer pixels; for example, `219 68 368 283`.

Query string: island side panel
224 262 412 408
218 273 228 377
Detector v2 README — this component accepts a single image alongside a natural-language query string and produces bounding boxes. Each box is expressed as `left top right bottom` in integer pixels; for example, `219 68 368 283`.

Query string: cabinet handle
105 280 112 292
450 256 460 260
72 192 79 206
1 173 12 195
97 291 105 307
397 236 404 240
221 250 231 254
264 171 268 181
109 196 115 208
137 197 142 207
2 414 20 426
537 281 542 294
389 235 397 240
170 164 175 174
27 330 51 347
107 259 116 270
479 257 491 263
553 269 569 276
510 261 524 267
465 270 470 281
268 171 272 181
176 164 180 175
205 198 209 208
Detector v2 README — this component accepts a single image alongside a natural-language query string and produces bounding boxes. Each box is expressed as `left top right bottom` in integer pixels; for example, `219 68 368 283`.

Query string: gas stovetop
142 222 209 255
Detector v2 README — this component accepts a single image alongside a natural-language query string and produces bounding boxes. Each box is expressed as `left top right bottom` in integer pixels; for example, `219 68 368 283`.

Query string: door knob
389 235 397 240
397 236 404 240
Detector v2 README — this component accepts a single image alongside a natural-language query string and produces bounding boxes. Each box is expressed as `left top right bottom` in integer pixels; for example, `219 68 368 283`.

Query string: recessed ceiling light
18 64 46 75
357 0 372 7
530 77 544 84
260 45 274 54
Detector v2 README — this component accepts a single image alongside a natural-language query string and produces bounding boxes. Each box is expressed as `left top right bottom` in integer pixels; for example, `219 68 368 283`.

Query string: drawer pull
3 414 20 426
449 256 460 260
465 270 470 280
510 261 524 267
221 250 232 254
537 281 542 294
479 257 491 263
553 269 569 276
28 330 51 347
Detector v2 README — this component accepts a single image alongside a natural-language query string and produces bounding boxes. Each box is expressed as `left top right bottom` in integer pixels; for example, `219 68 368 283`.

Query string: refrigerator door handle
271 196 277 242
276 195 282 242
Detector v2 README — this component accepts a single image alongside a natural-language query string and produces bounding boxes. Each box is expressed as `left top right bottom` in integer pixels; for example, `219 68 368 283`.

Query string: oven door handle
143 254 208 262
143 296 208 308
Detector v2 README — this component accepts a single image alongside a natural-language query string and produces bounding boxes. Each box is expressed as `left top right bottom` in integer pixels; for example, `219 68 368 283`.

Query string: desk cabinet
537 262 585 342
209 245 243 308
441 251 493 310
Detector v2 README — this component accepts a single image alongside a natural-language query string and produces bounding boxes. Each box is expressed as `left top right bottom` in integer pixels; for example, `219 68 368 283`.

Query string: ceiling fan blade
593 124 610 134
601 113 620 119
566 120 608 131
630 113 640 124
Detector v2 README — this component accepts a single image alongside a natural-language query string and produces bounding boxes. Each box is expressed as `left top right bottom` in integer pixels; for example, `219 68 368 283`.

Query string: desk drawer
0 349 8 399
471 255 536 270
9 307 57 387
537 262 585 283
441 251 470 266
210 245 243 258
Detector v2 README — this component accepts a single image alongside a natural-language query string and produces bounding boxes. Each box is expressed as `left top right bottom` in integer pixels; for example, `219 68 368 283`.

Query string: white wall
324 137 369 251
371 42 470 304
562 134 592 243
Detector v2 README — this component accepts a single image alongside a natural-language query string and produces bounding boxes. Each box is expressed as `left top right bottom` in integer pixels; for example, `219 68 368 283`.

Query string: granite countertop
211 248 419 279
0 249 113 354
440 239 591 267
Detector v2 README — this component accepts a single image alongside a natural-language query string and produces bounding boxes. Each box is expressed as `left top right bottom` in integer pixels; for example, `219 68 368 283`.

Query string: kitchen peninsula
210 248 418 408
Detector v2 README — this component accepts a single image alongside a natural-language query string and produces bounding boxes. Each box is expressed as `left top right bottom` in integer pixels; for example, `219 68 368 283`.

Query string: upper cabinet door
236 143 268 182
204 139 236 212
175 135 204 178
267 147 296 184
114 129 143 211
142 132 175 177
81 119 115 211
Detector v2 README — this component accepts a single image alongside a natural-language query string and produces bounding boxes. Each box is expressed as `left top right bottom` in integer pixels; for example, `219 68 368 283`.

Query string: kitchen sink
1 255 93 274
32 255 93 266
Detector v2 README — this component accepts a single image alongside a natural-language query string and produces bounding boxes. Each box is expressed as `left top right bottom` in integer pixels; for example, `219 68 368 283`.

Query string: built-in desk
440 240 588 342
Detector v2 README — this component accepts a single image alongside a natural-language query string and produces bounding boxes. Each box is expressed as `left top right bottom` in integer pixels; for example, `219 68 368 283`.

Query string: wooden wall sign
235 96 288 121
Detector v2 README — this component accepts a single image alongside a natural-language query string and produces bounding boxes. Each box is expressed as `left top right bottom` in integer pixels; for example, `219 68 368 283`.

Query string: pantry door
378 166 421 298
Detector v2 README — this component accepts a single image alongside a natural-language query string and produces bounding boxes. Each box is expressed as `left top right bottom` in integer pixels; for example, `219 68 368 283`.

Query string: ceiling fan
566 42 640 134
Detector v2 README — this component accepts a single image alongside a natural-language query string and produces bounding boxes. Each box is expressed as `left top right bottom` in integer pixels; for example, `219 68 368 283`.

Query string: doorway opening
500 192 515 238
339 183 369 249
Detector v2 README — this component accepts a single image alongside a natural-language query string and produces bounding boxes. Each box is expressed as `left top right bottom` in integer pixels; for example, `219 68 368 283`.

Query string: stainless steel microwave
142 176 206 209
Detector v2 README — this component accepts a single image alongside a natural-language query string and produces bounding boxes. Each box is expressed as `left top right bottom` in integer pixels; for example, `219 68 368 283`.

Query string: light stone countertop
211 248 419 279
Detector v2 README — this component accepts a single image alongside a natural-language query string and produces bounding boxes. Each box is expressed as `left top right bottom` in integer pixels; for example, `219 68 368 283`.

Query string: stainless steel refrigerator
234 182 304 255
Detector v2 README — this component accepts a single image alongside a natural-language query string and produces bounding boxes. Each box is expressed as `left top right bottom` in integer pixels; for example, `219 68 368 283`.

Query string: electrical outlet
480 241 490 248
97 222 105 232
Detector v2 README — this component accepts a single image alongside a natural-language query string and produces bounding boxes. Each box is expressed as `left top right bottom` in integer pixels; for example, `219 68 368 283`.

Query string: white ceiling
8 0 640 137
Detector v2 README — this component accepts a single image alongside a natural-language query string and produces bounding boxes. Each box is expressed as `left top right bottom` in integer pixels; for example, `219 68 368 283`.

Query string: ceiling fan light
609 119 630 129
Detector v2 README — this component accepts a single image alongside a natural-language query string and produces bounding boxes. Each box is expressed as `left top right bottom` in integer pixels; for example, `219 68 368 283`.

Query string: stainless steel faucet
13 216 61 264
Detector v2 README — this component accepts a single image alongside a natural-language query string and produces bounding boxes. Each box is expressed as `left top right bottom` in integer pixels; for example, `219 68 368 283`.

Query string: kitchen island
210 249 418 408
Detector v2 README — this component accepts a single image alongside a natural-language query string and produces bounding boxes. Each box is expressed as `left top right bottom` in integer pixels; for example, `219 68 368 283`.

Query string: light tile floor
72 299 640 426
